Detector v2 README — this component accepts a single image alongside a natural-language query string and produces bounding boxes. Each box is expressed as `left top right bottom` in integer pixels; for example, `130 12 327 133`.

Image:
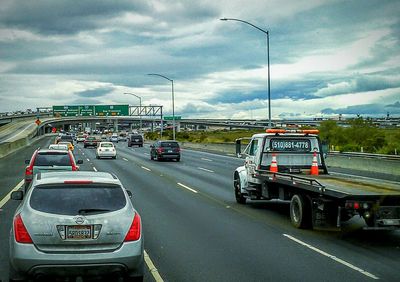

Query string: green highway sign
95 105 129 116
79 105 95 116
163 116 182 120
53 105 80 117
53 105 129 117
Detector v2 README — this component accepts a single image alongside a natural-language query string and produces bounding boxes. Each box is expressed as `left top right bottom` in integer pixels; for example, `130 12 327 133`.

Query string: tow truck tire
290 194 311 229
234 174 246 204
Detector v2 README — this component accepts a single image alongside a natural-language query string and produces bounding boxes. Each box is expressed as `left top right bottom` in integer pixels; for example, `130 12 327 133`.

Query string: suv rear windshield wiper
78 208 111 215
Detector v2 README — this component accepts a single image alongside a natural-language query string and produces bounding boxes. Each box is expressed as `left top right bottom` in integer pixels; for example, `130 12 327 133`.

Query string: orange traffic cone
310 151 319 175
270 153 278 173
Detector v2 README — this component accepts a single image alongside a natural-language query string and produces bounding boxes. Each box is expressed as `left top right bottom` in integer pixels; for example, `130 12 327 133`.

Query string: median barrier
180 142 400 177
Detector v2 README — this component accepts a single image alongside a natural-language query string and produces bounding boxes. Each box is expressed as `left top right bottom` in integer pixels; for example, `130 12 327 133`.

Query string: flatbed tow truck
234 129 400 230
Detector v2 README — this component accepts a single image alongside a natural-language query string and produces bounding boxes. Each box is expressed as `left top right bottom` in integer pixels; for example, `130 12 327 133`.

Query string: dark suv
150 140 180 161
84 136 99 148
24 149 83 191
128 134 143 147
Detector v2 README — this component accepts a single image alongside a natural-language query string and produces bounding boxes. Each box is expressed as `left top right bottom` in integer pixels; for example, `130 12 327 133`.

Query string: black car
128 134 143 147
150 140 180 161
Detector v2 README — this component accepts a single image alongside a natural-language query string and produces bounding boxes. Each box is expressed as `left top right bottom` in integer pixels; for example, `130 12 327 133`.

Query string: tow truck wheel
234 174 246 204
290 194 311 229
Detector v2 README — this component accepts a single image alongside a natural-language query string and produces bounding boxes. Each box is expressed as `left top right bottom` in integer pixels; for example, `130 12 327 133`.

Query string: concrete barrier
180 142 400 177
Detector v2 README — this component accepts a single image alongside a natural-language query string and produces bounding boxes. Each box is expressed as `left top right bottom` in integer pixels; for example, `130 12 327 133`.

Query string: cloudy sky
0 0 399 119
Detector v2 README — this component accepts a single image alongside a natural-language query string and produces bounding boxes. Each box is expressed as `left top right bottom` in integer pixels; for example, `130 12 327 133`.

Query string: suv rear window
130 135 143 140
161 142 179 148
34 152 71 166
30 184 126 215
86 137 97 141
60 135 73 142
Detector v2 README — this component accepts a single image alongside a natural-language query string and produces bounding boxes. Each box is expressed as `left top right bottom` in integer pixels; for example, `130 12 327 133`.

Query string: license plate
105 149 109 151
67 225 91 239
135 139 139 141
168 150 173 153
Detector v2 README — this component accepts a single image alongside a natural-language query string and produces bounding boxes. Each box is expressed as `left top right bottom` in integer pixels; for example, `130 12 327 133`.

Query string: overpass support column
176 121 181 133
114 119 118 132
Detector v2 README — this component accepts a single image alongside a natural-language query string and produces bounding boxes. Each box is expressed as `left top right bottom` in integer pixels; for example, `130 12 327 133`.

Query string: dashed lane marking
283 234 379 280
201 158 213 162
86 158 90 162
123 158 129 162
141 166 151 171
93 167 98 172
144 250 164 282
177 183 198 194
0 179 24 209
198 167 214 173
144 153 149 156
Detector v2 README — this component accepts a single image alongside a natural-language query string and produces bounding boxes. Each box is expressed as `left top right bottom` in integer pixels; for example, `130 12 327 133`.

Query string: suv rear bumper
10 240 144 277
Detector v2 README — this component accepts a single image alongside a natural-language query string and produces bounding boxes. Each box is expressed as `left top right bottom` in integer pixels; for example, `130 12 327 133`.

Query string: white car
48 144 68 151
110 134 119 143
96 142 117 159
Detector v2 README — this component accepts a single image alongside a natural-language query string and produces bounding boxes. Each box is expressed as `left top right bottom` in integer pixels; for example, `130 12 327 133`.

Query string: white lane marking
201 157 213 162
0 179 24 208
177 183 198 194
144 250 164 282
86 158 90 162
283 234 379 280
141 166 151 171
123 158 129 162
93 167 98 172
82 153 85 156
198 167 214 173
144 153 149 156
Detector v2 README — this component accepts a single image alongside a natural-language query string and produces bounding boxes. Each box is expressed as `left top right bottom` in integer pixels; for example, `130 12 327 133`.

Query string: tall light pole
220 17 272 128
147 73 175 140
124 93 142 132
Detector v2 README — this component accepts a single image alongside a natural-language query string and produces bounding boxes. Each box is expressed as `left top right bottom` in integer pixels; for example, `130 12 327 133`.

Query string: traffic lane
0 136 54 200
114 143 400 281
81 142 400 280
88 148 372 282
0 120 37 143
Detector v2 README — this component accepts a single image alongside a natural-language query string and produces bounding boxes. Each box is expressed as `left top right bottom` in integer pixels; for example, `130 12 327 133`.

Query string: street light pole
220 17 272 128
147 73 176 140
124 93 142 132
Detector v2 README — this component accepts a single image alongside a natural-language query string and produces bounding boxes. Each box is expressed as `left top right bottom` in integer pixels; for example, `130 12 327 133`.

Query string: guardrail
328 151 400 161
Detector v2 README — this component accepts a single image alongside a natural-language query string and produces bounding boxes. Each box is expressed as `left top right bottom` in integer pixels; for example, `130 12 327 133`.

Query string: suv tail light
157 148 164 154
124 213 141 242
25 166 33 182
14 214 33 244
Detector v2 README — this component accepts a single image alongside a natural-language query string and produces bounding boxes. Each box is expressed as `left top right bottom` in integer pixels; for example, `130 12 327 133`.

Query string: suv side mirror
11 191 23 201
77 159 83 164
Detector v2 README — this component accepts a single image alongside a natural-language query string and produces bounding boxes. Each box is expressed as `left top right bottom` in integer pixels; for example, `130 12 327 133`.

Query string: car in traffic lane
83 136 99 148
24 149 83 192
128 134 143 147
96 142 117 159
9 171 144 281
150 140 181 161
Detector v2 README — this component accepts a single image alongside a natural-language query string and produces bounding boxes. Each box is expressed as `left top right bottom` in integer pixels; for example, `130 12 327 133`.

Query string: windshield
34 153 71 166
30 184 126 215
100 143 114 148
161 142 179 148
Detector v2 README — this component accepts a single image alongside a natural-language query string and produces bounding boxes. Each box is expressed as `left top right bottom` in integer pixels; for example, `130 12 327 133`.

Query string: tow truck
234 129 400 230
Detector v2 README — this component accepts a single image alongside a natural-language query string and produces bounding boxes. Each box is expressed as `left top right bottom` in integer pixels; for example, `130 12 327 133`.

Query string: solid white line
198 167 214 173
177 183 198 194
93 167 98 172
141 166 151 171
283 234 379 280
144 250 164 282
0 179 24 208
201 157 213 162
123 158 129 162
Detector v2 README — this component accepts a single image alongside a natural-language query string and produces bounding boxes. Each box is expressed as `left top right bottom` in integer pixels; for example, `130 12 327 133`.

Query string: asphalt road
1 137 400 281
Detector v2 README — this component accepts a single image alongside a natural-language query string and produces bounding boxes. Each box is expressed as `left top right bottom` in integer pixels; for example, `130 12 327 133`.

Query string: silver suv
9 171 144 281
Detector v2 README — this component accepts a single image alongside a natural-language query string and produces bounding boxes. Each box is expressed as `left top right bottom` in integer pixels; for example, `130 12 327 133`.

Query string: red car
24 149 83 192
